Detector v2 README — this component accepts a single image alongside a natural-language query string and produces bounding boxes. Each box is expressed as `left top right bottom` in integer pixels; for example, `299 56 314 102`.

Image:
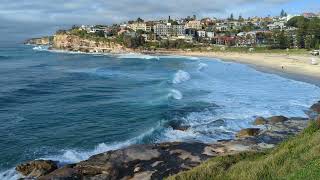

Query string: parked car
310 50 320 56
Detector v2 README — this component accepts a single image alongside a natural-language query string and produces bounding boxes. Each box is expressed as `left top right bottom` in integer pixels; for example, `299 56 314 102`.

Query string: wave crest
198 63 208 71
168 89 183 100
173 70 191 84
117 53 160 60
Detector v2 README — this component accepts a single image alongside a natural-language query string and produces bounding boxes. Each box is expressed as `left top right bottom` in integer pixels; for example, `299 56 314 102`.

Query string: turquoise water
1 45 320 179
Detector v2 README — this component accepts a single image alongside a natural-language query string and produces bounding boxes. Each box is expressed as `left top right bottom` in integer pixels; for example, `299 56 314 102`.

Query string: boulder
38 165 81 180
16 160 58 178
168 121 190 131
254 117 267 125
236 128 260 138
311 101 320 114
268 116 288 124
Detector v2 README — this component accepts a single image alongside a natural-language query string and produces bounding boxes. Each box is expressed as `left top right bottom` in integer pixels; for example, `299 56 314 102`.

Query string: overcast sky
0 0 319 44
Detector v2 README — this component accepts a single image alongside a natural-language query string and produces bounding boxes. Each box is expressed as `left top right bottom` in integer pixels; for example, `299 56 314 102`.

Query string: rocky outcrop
311 101 320 114
16 117 309 180
25 37 51 45
52 34 130 54
268 116 289 124
168 120 191 131
236 128 260 138
254 117 267 125
15 160 57 178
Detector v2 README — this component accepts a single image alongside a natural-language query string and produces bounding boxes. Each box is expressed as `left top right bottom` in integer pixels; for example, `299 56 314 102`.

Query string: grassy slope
168 121 320 180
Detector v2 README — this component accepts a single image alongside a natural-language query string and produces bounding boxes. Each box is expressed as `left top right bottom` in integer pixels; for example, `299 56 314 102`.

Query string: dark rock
168 121 190 131
16 160 58 178
38 166 81 180
40 142 212 180
254 117 267 125
311 101 320 114
268 116 289 124
236 128 260 138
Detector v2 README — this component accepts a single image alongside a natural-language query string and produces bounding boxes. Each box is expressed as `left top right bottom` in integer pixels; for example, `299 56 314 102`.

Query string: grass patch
168 121 320 180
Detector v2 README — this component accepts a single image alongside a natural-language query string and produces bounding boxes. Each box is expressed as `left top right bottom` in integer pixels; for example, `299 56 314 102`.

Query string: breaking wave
117 53 160 60
198 63 208 71
172 70 191 84
168 89 183 100
0 126 160 180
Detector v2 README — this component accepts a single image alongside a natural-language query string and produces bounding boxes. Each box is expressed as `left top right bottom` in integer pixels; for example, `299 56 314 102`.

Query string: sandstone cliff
52 34 130 53
25 37 51 45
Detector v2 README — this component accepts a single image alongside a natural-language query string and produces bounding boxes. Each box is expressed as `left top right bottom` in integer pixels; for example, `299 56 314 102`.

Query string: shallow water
1 45 320 179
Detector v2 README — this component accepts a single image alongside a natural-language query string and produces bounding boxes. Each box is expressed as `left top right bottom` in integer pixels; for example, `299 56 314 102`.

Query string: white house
206 32 215 39
197 30 206 38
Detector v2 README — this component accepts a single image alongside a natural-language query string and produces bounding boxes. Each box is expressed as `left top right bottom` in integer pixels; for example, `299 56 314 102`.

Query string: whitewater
1 45 320 179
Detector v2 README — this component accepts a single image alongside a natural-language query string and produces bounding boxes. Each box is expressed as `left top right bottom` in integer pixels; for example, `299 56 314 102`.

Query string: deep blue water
1 45 320 179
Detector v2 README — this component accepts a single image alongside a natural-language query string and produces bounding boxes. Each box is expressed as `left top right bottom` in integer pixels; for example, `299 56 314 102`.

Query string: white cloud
0 0 298 25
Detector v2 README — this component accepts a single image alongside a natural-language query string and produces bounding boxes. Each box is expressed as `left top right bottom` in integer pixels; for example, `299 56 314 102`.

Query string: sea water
1 45 320 179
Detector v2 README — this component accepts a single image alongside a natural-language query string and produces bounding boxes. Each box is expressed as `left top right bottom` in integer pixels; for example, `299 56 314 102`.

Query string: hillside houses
75 11 319 48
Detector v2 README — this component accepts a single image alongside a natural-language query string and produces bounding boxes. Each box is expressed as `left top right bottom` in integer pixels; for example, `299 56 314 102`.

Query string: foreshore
145 50 320 86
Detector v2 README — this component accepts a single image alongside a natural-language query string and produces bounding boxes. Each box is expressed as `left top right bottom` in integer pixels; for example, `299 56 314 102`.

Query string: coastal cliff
52 34 130 53
25 37 52 45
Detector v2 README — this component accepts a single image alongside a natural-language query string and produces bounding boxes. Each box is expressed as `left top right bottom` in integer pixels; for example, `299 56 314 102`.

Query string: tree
278 31 288 49
123 35 145 48
229 13 234 21
94 31 105 37
280 9 287 17
238 15 244 22
136 17 144 23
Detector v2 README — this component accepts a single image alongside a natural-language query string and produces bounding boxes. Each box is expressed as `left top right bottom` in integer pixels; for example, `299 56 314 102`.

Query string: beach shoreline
143 50 320 87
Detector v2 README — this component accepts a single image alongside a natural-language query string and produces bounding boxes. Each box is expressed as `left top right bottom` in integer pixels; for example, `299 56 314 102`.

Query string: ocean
1 45 320 179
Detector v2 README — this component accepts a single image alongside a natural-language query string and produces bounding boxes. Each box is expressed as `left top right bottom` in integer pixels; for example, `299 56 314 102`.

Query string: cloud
0 0 313 42
0 0 298 25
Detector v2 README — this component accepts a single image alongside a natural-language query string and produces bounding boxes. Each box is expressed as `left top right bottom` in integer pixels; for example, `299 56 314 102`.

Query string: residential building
128 22 152 32
153 23 185 37
214 36 236 46
185 20 202 30
267 21 286 30
303 12 317 18
197 30 206 38
206 32 215 39
236 30 272 47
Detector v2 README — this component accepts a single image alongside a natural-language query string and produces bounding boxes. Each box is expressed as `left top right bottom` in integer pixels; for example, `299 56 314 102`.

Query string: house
267 21 286 30
214 36 236 46
236 30 272 47
153 23 185 37
206 32 215 39
128 22 152 32
185 28 197 38
197 30 206 38
185 20 202 30
303 12 317 18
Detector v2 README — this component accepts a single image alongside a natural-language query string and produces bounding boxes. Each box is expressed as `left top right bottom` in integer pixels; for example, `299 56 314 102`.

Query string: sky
0 0 319 44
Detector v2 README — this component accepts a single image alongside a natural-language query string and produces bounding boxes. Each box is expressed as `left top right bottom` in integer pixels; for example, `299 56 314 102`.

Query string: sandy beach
151 50 320 86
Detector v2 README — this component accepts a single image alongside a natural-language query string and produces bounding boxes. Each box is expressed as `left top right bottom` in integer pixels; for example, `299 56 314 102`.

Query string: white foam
161 55 200 60
172 70 191 84
32 45 49 51
43 125 158 165
197 63 208 71
117 53 160 60
168 89 183 100
0 168 22 180
46 141 133 164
